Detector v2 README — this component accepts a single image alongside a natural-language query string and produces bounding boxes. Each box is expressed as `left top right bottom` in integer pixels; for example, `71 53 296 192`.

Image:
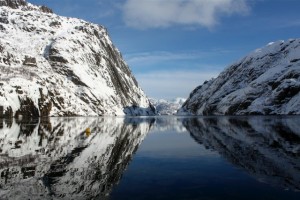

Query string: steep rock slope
179 39 300 115
0 0 155 117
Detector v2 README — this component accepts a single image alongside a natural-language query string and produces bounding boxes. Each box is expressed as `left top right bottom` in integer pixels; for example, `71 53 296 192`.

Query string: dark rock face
0 16 9 24
15 97 39 118
0 0 27 9
0 106 3 118
4 107 13 118
179 40 300 115
22 55 37 67
39 5 53 13
0 0 53 13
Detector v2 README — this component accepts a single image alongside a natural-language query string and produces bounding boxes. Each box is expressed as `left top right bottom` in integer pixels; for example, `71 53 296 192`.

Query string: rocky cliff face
0 0 155 117
179 39 300 115
0 117 154 199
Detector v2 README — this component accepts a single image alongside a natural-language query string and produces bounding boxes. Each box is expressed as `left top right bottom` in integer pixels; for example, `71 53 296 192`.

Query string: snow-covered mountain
150 98 186 115
0 0 155 117
0 117 153 199
179 39 300 115
183 116 300 191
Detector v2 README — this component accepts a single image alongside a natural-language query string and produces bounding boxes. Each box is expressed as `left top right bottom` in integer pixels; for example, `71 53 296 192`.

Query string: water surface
0 116 299 199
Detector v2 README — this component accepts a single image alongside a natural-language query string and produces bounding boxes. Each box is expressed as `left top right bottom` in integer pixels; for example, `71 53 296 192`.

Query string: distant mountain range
150 98 186 115
0 0 155 117
179 39 300 115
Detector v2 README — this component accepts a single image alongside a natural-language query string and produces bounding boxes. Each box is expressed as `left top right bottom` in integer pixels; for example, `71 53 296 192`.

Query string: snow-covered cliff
179 39 300 115
0 0 155 117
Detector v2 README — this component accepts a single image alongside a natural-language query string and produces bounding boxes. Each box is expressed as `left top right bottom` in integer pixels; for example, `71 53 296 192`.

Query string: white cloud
135 70 221 99
125 51 208 66
124 50 232 68
122 0 249 29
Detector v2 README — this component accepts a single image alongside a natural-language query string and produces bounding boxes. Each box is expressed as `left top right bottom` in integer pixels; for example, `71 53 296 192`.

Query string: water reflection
0 117 154 199
182 116 300 191
0 116 300 199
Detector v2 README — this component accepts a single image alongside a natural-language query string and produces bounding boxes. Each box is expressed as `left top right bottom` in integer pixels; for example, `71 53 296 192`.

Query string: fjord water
0 116 300 199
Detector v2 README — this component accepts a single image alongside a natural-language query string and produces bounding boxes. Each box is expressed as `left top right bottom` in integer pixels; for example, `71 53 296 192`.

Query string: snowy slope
179 39 300 115
150 98 186 115
0 0 155 117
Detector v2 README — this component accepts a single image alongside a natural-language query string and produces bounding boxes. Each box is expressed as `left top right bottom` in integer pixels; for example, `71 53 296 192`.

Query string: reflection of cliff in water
183 116 300 191
0 117 154 199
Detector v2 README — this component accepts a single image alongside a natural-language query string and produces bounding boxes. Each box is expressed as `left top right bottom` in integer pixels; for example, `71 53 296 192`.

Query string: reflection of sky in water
139 129 220 158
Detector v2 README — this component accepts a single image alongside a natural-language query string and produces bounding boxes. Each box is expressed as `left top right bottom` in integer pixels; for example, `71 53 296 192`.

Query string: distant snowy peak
173 97 186 105
0 0 155 117
150 98 186 115
179 39 300 115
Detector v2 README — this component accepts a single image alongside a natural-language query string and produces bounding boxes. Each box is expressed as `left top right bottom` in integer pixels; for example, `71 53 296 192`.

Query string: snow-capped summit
150 98 186 115
179 39 300 115
0 0 155 117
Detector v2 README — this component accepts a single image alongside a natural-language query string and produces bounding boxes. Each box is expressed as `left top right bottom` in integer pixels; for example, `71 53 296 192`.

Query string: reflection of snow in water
0 117 153 199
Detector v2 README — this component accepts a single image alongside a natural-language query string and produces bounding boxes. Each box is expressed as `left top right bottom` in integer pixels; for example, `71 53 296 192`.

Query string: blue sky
30 0 300 100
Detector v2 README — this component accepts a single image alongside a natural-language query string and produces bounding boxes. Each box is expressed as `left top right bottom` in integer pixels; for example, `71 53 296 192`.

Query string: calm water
0 116 300 199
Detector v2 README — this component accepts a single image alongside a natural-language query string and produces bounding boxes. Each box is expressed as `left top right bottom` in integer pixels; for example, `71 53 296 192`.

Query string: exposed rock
15 97 39 118
49 21 61 27
3 106 13 118
179 40 300 115
0 17 9 24
39 5 52 13
0 0 27 9
22 55 37 67
0 0 53 13
0 105 3 118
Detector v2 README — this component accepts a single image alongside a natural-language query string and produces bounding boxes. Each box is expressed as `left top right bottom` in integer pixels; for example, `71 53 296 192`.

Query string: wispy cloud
122 0 250 29
124 50 233 68
136 70 221 99
277 20 300 29
125 51 206 65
